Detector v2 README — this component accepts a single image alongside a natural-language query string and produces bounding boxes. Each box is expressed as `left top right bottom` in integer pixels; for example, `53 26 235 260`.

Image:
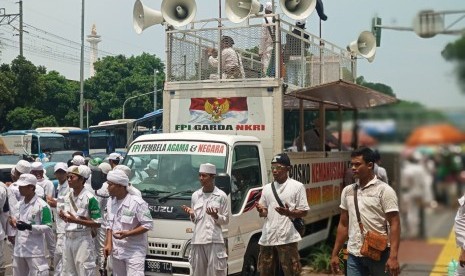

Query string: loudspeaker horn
133 0 164 34
225 0 262 23
161 0 197 27
347 31 376 62
279 0 316 20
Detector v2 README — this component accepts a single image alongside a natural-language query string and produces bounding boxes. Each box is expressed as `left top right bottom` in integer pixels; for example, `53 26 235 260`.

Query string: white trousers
0 239 4 276
53 233 65 276
62 232 96 276
95 227 106 271
112 257 145 276
12 256 49 276
189 243 227 276
45 228 56 260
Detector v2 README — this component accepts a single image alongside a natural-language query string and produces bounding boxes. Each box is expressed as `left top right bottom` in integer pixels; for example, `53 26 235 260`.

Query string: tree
86 53 164 125
356 76 396 98
6 107 45 129
441 35 465 94
39 70 79 126
32 115 59 128
10 56 46 107
0 64 17 131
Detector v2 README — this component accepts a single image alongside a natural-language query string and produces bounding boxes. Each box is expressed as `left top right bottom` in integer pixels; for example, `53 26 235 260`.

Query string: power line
0 20 118 68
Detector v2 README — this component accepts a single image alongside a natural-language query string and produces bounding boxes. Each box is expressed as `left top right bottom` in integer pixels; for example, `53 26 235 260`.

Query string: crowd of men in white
0 152 152 276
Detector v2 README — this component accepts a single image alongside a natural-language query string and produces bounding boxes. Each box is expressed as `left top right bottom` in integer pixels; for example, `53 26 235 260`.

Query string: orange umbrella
332 130 377 147
405 124 465 146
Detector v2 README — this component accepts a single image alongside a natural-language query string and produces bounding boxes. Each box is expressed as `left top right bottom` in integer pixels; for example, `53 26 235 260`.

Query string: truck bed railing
165 15 354 88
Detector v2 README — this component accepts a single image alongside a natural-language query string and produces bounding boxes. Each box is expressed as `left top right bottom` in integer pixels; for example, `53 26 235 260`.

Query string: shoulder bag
271 182 305 236
354 184 388 261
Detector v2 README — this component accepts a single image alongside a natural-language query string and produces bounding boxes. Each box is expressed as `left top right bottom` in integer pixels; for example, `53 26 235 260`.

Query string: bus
88 119 136 155
36 127 90 156
133 109 163 139
1 131 66 159
88 110 163 155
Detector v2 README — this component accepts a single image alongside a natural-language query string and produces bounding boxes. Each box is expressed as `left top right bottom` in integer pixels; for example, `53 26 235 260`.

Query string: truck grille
148 241 183 257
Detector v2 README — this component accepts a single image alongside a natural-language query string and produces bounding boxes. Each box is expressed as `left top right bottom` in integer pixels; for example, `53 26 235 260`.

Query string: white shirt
455 195 465 249
13 195 52 257
105 194 153 259
259 15 274 55
208 47 245 78
34 185 45 199
190 186 229 245
0 182 8 240
37 178 55 198
374 164 389 184
340 177 399 257
63 188 102 232
258 178 309 246
54 181 70 234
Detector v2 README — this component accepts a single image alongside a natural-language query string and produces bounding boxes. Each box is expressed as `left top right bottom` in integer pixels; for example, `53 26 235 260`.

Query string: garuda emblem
204 99 229 122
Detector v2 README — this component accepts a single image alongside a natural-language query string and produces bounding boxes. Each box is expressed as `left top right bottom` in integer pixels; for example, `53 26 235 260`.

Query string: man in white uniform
46 162 69 276
103 170 153 276
181 163 229 276
59 165 102 276
207 36 245 79
31 161 56 266
255 153 309 275
6 160 32 245
9 173 52 276
259 2 274 76
0 179 9 276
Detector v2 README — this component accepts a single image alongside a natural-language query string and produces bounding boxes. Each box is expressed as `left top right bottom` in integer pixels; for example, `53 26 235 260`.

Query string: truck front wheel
241 241 259 276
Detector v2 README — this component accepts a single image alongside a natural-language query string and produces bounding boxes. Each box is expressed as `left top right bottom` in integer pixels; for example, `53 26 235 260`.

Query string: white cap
114 165 131 178
72 155 86 165
67 165 91 179
98 162 112 175
199 163 216 175
31 161 44 171
54 162 68 173
264 1 272 12
16 173 37 187
15 160 31 174
109 152 123 161
146 159 158 170
107 170 129 186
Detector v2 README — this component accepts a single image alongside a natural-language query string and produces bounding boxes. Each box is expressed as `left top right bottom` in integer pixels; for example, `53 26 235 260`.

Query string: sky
0 0 464 109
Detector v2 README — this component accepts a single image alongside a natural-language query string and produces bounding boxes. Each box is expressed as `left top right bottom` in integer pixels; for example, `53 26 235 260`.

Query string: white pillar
86 24 102 77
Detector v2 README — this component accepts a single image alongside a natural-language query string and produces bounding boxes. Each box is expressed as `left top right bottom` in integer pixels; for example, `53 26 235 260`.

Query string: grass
301 242 345 274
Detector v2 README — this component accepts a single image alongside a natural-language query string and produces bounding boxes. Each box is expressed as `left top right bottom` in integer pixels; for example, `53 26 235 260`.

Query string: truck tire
241 240 260 276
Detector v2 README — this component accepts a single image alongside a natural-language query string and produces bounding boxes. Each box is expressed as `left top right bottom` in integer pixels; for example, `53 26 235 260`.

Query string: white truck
123 14 396 276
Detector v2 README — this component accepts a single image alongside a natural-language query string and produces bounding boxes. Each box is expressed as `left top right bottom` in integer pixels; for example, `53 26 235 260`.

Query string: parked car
43 162 59 188
49 150 81 164
0 154 24 183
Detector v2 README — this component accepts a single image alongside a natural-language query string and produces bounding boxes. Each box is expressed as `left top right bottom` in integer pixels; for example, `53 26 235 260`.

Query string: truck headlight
183 241 191 259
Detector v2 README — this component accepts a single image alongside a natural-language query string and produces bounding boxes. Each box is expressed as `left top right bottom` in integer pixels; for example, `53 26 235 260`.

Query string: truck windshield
124 141 228 196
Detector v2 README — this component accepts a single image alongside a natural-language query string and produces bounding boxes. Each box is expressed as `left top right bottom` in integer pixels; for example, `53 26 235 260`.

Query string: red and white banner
189 97 248 124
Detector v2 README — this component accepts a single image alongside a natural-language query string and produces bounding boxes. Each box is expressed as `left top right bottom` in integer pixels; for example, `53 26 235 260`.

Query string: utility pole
79 0 85 129
154 69 158 110
19 0 23 56
0 3 22 56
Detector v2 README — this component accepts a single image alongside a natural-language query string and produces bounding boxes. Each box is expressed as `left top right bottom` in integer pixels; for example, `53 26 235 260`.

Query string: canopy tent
406 123 465 146
284 79 398 110
332 130 377 147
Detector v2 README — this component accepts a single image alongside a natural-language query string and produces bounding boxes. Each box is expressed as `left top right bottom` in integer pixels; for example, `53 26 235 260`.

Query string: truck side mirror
215 173 231 195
